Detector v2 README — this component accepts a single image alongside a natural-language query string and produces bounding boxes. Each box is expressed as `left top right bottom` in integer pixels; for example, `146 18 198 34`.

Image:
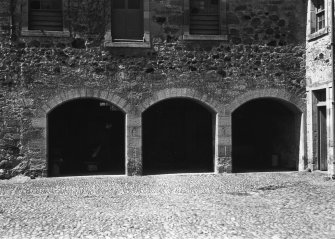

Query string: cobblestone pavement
0 172 335 239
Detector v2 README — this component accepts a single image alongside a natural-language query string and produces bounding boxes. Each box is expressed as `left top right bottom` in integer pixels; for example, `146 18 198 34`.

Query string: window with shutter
310 0 325 34
190 0 220 35
104 0 150 47
183 0 227 41
28 0 63 31
111 0 144 41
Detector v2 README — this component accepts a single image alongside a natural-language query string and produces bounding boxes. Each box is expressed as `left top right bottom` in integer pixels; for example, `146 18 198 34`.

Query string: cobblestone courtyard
0 172 335 239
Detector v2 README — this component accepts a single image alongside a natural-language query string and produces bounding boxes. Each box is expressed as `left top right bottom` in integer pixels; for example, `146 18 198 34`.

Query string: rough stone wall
225 0 307 45
0 0 307 177
0 41 306 177
306 35 332 88
150 0 184 41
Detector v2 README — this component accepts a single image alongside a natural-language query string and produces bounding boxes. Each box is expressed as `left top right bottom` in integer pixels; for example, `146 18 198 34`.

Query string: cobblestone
0 172 335 238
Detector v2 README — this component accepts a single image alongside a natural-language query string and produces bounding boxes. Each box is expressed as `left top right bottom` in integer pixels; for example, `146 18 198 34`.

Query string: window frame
315 1 325 32
104 0 151 48
21 0 70 37
307 0 328 41
183 0 228 41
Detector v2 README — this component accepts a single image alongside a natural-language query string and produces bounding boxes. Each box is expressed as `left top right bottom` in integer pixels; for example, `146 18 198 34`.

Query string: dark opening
48 99 125 177
143 98 214 174
28 0 63 31
190 0 220 35
232 98 300 173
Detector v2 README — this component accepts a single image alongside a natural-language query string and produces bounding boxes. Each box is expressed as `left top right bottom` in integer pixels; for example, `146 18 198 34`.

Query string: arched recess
34 88 130 177
140 88 221 174
228 89 305 173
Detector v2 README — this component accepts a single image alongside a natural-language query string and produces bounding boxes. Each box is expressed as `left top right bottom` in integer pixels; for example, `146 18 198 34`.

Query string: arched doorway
47 98 125 176
232 98 302 172
142 98 214 174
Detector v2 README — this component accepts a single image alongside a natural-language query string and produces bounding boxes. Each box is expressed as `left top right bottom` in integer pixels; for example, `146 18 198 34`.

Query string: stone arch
32 88 131 177
42 88 130 115
228 88 306 172
140 88 222 174
139 88 221 114
228 89 304 114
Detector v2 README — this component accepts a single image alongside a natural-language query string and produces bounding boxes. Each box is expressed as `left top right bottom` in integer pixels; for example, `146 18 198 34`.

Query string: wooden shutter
190 0 220 35
29 0 63 31
112 0 144 41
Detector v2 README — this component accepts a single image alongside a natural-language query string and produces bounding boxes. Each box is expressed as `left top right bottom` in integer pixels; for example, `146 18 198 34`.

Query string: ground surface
0 172 334 239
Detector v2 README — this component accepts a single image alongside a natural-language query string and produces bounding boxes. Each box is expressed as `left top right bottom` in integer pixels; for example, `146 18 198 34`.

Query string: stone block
128 138 141 148
128 147 142 159
99 90 109 100
68 89 80 99
128 126 142 137
218 145 232 157
86 88 95 98
128 116 141 126
79 88 86 98
42 104 51 114
219 116 231 126
156 90 166 101
31 118 46 128
118 98 128 109
107 94 121 106
219 137 232 145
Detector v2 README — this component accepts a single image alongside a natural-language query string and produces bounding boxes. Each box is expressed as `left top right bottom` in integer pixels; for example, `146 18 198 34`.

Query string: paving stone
0 172 334 238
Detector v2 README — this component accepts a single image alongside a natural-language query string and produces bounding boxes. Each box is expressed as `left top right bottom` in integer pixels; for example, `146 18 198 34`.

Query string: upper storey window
190 0 219 35
183 0 227 41
104 0 150 48
311 0 325 34
111 0 144 41
28 0 63 31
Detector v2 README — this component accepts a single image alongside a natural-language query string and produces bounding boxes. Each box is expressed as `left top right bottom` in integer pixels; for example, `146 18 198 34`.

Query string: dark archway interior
48 99 125 177
232 99 300 172
143 98 214 174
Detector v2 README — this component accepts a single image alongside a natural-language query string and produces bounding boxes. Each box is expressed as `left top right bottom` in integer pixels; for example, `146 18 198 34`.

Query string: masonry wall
0 0 307 178
305 0 334 174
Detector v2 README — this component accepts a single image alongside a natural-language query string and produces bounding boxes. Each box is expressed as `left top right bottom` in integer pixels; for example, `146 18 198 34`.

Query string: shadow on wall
142 98 214 175
232 98 301 173
47 98 125 177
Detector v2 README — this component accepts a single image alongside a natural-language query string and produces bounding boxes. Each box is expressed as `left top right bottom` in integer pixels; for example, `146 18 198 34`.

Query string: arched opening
47 98 125 176
232 98 302 172
142 98 215 174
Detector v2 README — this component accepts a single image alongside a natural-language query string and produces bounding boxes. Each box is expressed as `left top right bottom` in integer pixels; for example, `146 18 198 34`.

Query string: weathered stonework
0 0 308 177
305 0 335 176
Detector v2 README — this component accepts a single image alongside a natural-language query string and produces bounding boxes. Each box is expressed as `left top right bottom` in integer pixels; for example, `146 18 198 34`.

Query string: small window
113 0 125 9
190 0 220 35
111 0 144 40
28 0 63 31
311 0 325 34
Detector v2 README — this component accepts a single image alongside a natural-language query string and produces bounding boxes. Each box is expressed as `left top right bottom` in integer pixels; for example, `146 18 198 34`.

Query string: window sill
21 29 70 38
104 40 151 48
307 28 328 41
183 34 228 41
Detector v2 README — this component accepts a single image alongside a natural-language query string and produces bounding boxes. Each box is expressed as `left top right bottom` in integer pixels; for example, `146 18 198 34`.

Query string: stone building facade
306 0 335 175
0 0 308 178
